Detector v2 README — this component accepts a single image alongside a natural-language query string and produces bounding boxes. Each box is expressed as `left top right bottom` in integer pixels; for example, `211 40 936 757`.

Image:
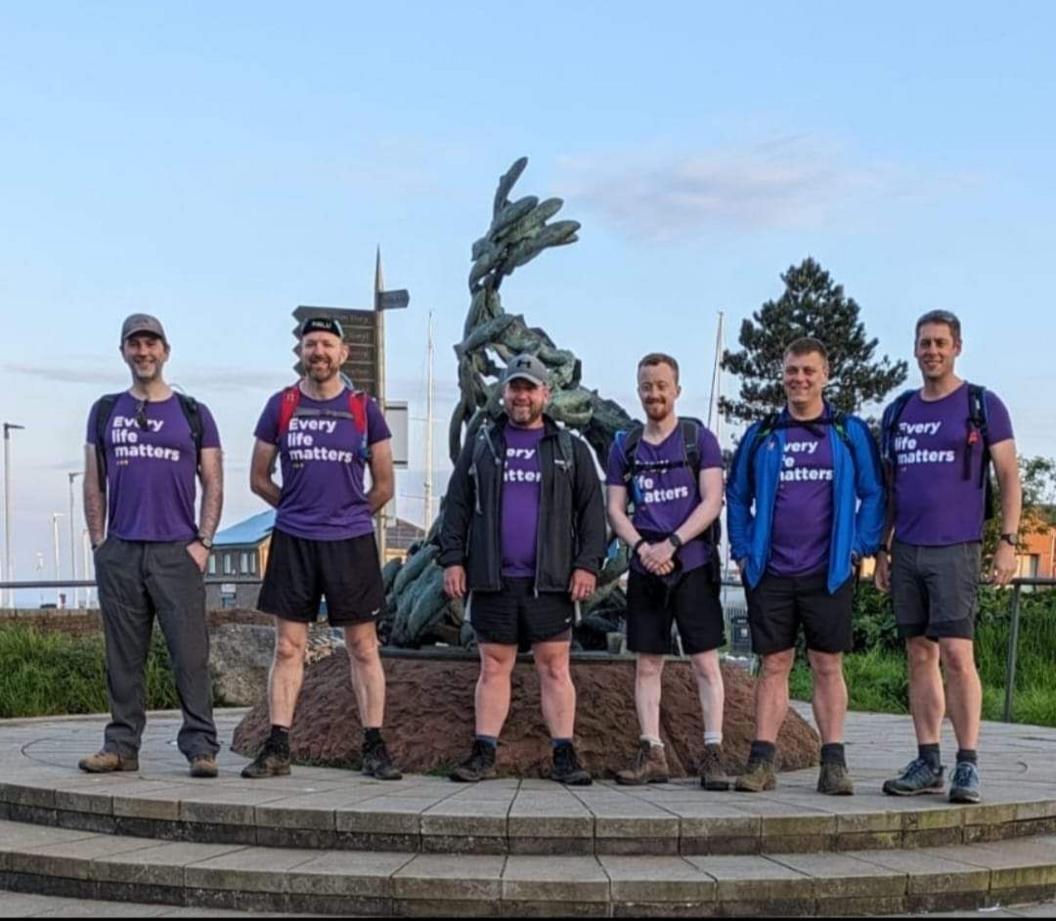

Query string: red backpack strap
348 390 368 437
277 385 301 438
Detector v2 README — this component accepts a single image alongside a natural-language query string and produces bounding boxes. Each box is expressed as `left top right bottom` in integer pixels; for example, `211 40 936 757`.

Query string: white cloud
558 138 962 241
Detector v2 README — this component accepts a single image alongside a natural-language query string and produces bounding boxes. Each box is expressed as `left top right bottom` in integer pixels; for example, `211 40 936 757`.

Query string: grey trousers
94 536 219 760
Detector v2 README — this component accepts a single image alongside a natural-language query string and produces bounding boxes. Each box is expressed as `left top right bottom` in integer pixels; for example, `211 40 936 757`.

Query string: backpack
614 417 722 553
880 383 994 519
94 391 203 493
473 418 575 473
746 408 851 476
276 385 371 461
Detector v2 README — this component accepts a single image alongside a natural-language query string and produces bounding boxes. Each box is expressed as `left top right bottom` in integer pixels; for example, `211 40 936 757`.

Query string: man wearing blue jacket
727 337 884 795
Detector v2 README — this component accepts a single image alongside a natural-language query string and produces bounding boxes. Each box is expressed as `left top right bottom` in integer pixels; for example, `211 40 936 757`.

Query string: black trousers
94 537 218 760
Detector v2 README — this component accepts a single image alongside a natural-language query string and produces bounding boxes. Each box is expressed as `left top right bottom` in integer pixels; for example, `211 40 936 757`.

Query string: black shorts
467 578 575 647
258 528 385 627
626 565 726 656
746 570 853 656
891 540 981 641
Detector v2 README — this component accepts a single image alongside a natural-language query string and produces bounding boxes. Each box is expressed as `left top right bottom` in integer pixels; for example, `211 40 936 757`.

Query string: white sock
704 731 723 747
641 735 664 748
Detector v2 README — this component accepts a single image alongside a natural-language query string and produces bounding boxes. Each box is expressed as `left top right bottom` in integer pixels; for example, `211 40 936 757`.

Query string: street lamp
3 422 26 609
68 473 82 607
51 512 64 608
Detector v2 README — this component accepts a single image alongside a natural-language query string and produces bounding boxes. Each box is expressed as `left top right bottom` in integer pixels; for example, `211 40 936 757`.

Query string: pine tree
720 257 907 423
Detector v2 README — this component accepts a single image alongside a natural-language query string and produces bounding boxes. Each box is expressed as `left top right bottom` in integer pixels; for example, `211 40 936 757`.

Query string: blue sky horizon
2 1 1054 600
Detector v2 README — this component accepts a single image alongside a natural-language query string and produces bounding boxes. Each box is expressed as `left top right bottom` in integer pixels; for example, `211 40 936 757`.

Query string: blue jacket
726 408 886 593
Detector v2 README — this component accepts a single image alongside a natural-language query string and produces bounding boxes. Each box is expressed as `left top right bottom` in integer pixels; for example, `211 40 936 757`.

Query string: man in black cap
80 313 223 778
241 316 400 780
440 353 606 784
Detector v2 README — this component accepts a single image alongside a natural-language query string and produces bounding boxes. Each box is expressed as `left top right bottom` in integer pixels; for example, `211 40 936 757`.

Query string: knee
275 636 306 664
760 652 794 680
538 658 571 686
809 654 844 681
691 655 721 685
636 655 665 682
346 633 379 666
480 654 513 683
940 647 977 677
907 640 939 672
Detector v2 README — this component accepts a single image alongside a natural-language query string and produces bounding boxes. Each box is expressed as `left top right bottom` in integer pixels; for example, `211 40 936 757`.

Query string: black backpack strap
746 412 780 475
966 383 989 484
880 389 916 468
556 428 575 472
678 417 702 480
93 393 123 493
615 423 644 486
175 393 205 476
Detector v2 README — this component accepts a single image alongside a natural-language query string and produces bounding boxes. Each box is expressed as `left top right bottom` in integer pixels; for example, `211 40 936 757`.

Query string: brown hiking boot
734 758 777 792
78 750 139 774
817 761 854 796
616 740 669 785
189 754 218 778
241 741 291 779
700 743 732 791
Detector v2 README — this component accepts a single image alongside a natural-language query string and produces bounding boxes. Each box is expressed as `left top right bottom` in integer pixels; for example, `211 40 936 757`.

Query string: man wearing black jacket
440 354 606 785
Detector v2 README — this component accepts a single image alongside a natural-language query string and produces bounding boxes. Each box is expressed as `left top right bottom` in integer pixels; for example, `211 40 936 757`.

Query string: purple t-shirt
892 384 1014 546
768 424 834 577
606 423 723 573
254 387 391 541
501 424 545 577
86 392 221 542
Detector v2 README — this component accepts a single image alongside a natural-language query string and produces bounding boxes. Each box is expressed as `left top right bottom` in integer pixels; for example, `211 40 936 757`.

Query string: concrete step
3 818 1056 916
5 771 1055 858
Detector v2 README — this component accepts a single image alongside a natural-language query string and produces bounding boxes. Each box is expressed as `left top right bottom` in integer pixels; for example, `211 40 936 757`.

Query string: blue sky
1 1 1054 596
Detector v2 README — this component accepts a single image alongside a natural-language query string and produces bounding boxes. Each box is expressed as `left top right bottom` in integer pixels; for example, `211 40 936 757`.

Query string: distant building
205 509 426 609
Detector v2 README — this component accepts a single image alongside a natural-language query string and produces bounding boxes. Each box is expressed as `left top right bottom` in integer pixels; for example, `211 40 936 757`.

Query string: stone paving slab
2 819 1056 915
6 708 1056 858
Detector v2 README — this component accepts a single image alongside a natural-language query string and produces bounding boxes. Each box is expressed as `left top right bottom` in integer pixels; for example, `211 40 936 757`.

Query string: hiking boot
240 741 291 779
817 761 854 796
734 758 777 792
362 739 402 781
616 740 669 786
450 739 498 783
551 742 592 786
948 761 981 804
78 750 139 774
189 754 218 778
882 758 944 796
700 743 732 791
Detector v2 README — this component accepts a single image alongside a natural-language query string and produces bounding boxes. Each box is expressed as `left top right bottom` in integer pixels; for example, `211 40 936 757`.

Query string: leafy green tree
984 455 1056 558
720 257 907 423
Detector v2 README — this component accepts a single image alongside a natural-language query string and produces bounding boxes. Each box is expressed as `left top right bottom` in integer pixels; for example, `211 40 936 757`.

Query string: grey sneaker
882 758 944 796
948 761 981 804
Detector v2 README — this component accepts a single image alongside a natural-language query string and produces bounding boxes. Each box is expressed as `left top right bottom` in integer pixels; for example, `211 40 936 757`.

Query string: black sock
918 743 941 770
269 725 290 746
749 740 776 763
363 727 383 748
956 749 978 766
821 743 846 766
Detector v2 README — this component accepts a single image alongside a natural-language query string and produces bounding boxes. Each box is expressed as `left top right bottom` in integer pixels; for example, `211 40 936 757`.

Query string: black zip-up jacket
439 414 606 593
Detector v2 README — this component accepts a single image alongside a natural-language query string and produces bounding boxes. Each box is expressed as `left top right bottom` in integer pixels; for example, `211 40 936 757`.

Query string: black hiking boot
450 739 498 783
551 742 592 786
362 738 402 781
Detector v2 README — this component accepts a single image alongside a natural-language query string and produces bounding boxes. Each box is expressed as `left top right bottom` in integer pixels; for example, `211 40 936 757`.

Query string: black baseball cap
300 317 345 339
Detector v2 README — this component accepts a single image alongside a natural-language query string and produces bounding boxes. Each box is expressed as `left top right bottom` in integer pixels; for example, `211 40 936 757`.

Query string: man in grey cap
80 314 223 777
440 353 606 784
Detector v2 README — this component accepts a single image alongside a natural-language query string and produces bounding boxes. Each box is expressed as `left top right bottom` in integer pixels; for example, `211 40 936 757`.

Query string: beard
307 359 339 382
643 400 670 421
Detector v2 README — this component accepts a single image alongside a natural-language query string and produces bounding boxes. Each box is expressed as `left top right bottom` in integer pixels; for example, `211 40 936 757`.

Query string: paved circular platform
3 705 1056 857
4 706 1056 916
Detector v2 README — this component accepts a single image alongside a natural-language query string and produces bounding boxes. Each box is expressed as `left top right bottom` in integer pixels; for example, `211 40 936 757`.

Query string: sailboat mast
424 311 434 530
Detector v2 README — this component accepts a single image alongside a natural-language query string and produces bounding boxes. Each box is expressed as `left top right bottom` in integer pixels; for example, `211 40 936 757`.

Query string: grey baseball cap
120 313 168 344
502 353 549 386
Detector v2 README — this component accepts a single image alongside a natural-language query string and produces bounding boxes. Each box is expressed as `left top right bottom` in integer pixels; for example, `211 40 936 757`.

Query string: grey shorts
891 540 981 641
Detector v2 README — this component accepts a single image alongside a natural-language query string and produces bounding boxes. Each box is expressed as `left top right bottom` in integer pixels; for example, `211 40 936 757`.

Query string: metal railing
1002 577 1056 722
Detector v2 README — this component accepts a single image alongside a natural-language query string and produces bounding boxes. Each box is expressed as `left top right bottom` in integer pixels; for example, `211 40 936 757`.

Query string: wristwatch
196 534 214 551
1000 532 1017 548
668 533 683 550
